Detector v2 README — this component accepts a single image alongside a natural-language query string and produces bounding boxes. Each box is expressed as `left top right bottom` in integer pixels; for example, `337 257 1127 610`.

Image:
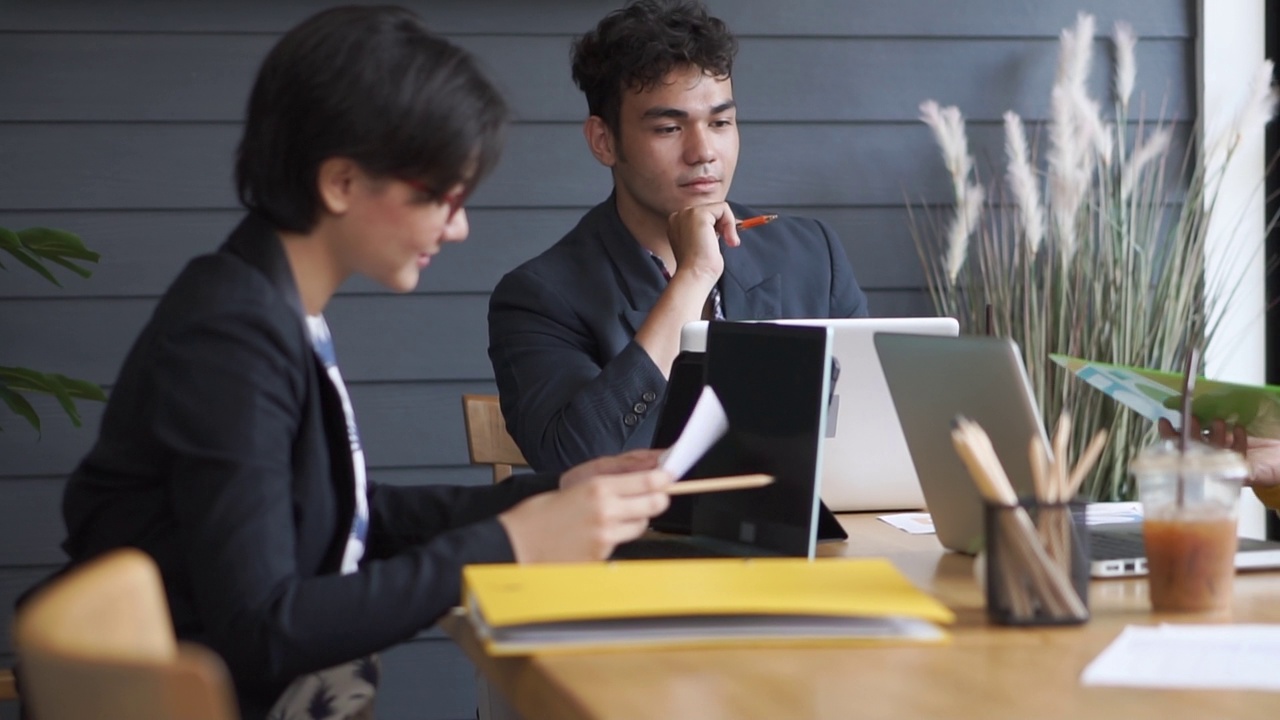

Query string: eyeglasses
402 178 468 220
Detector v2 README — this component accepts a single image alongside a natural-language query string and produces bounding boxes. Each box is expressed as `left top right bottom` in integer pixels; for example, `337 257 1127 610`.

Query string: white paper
1085 501 1144 526
1081 624 1280 691
658 386 729 479
874 503 1142 537
878 512 936 535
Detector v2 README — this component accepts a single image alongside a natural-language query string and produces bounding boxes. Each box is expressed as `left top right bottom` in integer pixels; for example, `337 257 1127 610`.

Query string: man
488 0 869 472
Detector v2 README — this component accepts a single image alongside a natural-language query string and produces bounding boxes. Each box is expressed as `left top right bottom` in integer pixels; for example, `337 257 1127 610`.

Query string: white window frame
1199 0 1269 537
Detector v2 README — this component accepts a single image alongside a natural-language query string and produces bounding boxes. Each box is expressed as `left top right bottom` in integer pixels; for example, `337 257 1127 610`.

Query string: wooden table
443 515 1280 719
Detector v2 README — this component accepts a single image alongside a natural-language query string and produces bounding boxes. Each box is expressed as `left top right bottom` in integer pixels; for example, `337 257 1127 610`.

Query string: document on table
877 513 935 535
1081 624 1280 692
878 502 1143 536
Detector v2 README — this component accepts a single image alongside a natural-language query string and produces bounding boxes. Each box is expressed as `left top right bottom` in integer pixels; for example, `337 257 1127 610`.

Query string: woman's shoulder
152 251 308 354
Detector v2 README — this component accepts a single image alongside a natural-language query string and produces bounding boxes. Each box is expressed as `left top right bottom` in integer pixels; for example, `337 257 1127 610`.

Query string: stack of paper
462 557 955 655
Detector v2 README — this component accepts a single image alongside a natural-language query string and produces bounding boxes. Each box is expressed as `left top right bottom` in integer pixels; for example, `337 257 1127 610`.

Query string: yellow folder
462 557 955 655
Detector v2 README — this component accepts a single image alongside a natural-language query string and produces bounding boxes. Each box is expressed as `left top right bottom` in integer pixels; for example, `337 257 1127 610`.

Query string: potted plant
1 225 106 432
910 14 1279 499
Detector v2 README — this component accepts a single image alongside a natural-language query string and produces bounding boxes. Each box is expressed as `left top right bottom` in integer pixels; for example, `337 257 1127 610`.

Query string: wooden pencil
666 474 774 496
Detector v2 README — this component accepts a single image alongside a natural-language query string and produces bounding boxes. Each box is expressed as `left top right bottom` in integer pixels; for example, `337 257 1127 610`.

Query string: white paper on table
658 386 729 479
878 512 936 535
1085 501 1144 526
1081 624 1280 692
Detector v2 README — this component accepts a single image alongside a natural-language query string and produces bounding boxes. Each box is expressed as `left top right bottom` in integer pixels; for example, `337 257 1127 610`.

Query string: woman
46 7 672 719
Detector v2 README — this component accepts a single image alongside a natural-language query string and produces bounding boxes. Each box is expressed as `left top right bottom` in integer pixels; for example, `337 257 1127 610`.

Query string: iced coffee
1131 441 1248 613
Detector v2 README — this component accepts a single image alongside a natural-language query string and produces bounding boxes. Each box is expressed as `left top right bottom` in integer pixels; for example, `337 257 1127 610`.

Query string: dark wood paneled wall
0 1 1192 717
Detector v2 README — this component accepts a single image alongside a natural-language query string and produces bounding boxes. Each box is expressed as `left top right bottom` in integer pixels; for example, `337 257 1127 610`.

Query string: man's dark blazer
56 214 559 720
488 196 869 474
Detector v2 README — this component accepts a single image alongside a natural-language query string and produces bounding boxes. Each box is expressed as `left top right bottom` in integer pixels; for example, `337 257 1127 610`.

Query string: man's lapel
720 241 781 320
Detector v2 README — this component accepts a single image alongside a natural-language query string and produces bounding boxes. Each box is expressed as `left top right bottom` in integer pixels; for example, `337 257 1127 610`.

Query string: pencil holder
983 499 1090 626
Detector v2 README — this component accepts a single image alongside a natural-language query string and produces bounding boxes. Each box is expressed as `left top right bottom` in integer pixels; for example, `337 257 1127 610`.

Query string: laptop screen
681 321 834 557
680 317 959 512
873 333 1050 554
874 333 1280 574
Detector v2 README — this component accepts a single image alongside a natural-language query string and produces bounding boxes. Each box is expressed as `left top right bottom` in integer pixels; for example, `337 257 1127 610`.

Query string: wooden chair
461 394 528 483
14 548 239 720
460 394 534 720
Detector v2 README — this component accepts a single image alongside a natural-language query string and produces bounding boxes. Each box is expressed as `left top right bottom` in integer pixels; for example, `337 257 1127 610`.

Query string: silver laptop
873 333 1280 578
680 317 959 512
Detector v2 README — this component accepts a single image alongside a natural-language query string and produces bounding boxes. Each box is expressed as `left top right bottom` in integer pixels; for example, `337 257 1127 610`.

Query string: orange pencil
735 214 778 230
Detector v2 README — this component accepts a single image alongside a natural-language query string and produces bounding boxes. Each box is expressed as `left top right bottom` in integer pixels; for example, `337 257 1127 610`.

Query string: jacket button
642 391 657 403
623 413 639 427
633 402 648 414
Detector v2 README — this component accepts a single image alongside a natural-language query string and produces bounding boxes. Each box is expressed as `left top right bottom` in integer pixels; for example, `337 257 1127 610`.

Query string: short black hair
571 0 738 137
236 5 508 233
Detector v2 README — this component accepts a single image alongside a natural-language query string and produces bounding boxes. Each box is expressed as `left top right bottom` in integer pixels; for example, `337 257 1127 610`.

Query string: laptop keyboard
1089 531 1146 561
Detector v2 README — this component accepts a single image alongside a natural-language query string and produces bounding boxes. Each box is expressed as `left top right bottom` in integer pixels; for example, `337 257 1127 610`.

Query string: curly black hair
571 0 738 137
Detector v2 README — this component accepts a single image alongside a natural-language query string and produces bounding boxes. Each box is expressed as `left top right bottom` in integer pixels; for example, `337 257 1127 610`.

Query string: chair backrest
14 548 239 720
0 668 15 701
461 394 528 483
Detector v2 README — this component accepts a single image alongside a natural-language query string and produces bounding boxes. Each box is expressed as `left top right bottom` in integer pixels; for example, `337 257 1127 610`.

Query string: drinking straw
1177 348 1199 508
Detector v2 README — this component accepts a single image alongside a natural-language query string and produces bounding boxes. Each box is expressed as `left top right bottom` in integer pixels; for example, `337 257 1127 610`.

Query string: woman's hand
499 466 673 562
558 449 664 490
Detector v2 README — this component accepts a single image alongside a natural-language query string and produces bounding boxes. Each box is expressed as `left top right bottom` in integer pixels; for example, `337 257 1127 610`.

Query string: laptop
873 333 1280 578
680 317 960 511
613 321 836 560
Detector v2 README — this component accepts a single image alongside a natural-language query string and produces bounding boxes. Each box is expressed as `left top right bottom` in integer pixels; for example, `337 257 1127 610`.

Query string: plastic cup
1130 441 1247 613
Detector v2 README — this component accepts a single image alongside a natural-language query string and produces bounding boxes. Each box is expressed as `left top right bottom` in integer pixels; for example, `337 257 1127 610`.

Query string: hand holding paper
658 386 729 478
656 386 773 495
1052 353 1280 439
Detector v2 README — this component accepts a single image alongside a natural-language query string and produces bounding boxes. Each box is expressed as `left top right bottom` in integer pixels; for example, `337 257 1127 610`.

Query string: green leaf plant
0 226 107 434
909 14 1280 500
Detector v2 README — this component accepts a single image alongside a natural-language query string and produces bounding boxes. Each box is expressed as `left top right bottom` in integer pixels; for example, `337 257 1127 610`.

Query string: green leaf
48 385 82 427
14 227 99 280
40 254 94 279
14 368 75 417
0 366 57 393
0 234 61 286
0 385 41 434
0 224 106 431
0 368 104 428
49 373 107 402
18 227 101 263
